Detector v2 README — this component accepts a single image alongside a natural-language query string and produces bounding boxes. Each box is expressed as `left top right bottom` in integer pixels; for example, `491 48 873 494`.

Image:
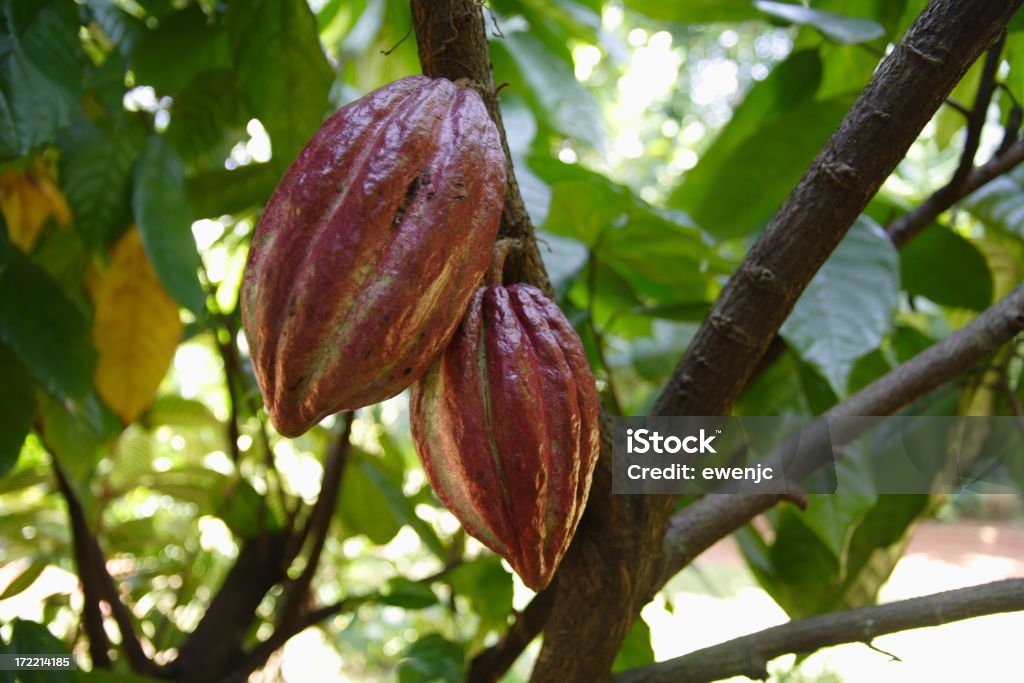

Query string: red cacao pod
241 75 506 437
410 284 600 590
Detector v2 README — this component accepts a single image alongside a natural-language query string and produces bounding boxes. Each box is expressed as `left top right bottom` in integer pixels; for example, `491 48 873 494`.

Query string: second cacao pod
410 284 600 590
241 75 506 436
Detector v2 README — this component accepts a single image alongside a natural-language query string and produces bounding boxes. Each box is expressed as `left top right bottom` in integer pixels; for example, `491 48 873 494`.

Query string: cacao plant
241 75 506 436
411 283 601 590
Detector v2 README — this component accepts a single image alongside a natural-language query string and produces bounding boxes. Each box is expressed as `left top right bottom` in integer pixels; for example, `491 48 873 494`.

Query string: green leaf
38 391 119 482
378 577 438 609
186 162 279 218
131 5 231 95
0 244 96 401
0 561 46 601
756 1 885 44
900 226 992 310
0 343 35 477
623 0 763 23
358 453 448 559
0 0 82 159
446 557 513 634
2 619 76 683
611 618 655 673
337 451 403 546
87 0 146 59
396 634 465 683
132 134 206 314
781 217 899 395
165 68 250 166
490 29 606 150
59 115 143 249
227 0 333 170
143 395 220 428
676 96 853 239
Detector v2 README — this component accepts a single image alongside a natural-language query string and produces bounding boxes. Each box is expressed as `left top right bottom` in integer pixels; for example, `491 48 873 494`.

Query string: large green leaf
756 1 884 44
227 0 333 170
166 68 250 166
811 0 909 38
59 115 144 249
780 217 899 395
132 134 206 314
0 240 95 402
131 5 232 95
900 226 993 310
0 342 34 477
490 29 605 150
0 0 81 159
624 0 763 23
675 96 853 238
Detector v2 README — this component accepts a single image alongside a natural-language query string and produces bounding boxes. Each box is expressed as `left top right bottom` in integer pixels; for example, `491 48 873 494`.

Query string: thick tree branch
658 284 1024 588
652 0 1020 420
615 578 1024 683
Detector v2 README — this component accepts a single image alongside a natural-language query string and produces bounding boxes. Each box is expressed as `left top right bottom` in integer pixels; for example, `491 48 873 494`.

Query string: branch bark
658 283 1024 588
409 0 551 293
614 578 1024 683
467 586 558 683
52 459 154 674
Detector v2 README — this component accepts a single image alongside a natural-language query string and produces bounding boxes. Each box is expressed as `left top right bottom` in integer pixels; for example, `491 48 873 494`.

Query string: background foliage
1 0 1022 680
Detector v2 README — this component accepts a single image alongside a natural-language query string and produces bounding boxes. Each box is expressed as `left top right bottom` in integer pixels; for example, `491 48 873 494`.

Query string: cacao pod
410 283 600 590
241 75 506 437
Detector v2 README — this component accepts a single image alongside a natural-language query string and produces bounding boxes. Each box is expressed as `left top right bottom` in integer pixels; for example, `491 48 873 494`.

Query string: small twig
614 579 1024 683
585 250 624 416
277 413 354 632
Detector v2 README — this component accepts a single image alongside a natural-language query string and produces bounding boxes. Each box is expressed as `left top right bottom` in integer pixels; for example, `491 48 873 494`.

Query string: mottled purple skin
410 284 600 591
241 75 506 437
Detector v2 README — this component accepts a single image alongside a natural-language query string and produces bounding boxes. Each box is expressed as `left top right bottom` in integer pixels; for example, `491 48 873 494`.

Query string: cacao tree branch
614 578 1024 683
467 585 559 683
539 3 1022 679
657 283 1024 588
887 137 1024 248
888 34 1018 248
277 413 353 632
51 458 154 674
409 0 551 293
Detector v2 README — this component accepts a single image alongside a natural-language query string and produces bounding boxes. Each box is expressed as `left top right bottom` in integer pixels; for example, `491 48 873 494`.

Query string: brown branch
888 138 1024 247
277 413 353 632
615 578 1024 683
657 284 1024 588
409 0 551 293
888 35 1015 248
467 586 559 683
52 459 154 674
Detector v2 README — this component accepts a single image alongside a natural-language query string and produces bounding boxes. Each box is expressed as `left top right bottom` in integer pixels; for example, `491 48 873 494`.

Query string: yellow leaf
0 163 72 251
93 227 182 423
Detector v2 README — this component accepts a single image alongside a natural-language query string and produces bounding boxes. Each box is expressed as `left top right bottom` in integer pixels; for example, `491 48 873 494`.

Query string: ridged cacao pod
410 284 600 590
241 75 506 436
